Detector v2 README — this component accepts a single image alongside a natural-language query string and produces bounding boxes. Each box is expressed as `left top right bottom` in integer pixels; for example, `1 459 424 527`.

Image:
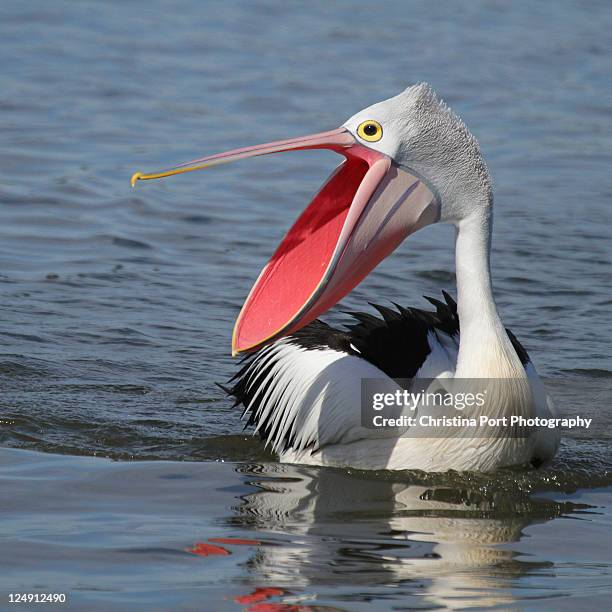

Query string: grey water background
1 0 611 609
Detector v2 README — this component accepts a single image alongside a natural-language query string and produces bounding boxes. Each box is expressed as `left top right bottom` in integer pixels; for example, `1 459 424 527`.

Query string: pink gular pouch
131 127 439 355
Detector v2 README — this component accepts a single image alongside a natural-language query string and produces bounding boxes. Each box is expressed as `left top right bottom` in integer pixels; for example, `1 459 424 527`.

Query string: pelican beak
132 127 439 355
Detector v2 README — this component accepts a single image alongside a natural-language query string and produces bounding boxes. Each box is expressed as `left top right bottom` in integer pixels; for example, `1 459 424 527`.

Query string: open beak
132 127 439 355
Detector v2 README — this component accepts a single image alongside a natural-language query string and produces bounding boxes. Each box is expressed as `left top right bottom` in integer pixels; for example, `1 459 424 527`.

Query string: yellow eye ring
357 120 383 142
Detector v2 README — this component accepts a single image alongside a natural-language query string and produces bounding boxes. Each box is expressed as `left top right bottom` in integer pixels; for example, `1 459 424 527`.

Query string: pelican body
133 84 559 471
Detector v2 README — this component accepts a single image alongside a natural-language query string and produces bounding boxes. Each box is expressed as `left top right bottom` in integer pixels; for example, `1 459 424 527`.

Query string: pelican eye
357 120 383 142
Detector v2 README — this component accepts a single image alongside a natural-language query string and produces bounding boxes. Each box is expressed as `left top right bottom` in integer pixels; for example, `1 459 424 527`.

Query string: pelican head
132 83 491 354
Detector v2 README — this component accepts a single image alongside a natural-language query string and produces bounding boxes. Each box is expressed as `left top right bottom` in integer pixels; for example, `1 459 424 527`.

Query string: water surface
1 448 611 610
1 0 611 609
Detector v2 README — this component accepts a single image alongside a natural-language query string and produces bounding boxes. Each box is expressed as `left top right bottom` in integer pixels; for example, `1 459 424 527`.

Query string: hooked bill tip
130 172 143 188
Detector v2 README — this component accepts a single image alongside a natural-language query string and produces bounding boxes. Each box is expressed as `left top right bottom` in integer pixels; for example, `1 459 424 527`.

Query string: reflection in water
0 448 606 609
229 464 589 609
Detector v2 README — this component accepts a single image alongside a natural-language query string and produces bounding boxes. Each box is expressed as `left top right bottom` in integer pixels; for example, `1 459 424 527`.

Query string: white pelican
132 83 559 471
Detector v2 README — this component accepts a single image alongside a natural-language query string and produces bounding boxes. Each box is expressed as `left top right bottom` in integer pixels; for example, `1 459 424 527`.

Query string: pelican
132 83 559 471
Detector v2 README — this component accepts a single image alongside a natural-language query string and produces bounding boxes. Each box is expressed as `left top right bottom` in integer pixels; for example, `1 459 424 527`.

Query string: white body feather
242 333 558 471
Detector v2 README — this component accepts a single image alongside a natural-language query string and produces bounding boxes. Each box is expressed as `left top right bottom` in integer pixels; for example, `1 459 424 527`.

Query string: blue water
1 1 611 609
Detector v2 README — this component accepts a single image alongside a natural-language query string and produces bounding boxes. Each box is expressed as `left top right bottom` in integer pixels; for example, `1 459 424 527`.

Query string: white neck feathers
453 209 525 380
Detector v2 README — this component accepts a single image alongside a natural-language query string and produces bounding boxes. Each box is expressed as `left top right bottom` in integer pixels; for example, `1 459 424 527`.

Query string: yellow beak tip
130 172 143 188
